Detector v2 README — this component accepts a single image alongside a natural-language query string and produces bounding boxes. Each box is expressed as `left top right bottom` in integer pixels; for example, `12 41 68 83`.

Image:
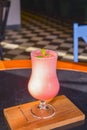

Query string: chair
0 0 10 60
73 23 87 62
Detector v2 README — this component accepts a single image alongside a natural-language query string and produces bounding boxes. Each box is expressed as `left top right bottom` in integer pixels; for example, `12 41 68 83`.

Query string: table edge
0 60 87 73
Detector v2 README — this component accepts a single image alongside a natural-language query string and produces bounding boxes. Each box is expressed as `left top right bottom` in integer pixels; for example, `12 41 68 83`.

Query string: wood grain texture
3 95 85 130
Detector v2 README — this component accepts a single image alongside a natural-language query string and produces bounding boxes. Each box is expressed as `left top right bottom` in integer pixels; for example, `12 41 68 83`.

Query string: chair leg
0 44 4 60
74 38 78 62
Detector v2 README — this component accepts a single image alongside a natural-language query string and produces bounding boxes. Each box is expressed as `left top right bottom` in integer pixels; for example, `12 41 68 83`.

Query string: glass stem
39 100 46 110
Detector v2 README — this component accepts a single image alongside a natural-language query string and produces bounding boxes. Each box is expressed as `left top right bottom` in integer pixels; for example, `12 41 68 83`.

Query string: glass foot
30 101 55 119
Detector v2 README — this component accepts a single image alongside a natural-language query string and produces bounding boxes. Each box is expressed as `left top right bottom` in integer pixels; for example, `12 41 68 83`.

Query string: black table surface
0 68 87 130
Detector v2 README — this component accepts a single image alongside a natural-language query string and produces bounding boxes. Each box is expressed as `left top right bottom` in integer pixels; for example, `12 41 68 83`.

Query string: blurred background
1 0 87 62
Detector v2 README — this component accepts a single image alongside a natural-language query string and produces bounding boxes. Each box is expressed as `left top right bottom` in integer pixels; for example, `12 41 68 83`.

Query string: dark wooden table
0 60 87 130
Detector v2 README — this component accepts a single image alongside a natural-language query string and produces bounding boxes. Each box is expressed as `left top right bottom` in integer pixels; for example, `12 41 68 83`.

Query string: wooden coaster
3 95 85 130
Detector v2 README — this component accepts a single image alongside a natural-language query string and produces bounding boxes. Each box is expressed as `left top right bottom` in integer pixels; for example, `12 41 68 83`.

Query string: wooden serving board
3 95 85 130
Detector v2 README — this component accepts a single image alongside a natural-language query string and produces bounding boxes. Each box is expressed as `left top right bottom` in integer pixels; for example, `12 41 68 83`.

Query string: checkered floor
1 10 87 62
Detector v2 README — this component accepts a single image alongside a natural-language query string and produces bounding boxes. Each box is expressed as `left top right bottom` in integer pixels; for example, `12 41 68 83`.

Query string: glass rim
31 49 58 59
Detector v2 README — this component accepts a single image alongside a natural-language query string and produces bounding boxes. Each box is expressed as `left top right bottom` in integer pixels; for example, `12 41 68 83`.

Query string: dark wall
21 0 60 16
21 0 87 20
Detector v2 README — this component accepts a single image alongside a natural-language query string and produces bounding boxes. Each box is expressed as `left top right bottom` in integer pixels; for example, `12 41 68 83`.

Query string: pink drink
28 50 60 100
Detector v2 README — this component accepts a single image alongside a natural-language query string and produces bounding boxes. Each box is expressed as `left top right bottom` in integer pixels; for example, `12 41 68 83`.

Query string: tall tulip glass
28 50 60 119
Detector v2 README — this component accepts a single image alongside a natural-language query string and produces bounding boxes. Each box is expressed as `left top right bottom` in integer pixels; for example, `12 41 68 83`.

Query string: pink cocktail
28 49 60 119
